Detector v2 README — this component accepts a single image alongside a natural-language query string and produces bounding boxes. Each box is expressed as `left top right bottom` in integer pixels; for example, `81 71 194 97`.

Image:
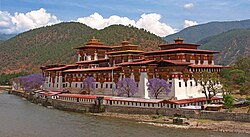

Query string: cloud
184 3 194 9
76 12 136 30
184 20 198 28
0 9 176 37
0 8 60 34
77 12 176 37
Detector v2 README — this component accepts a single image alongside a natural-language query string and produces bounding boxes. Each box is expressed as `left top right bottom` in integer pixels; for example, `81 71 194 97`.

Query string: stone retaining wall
52 99 105 113
106 105 250 122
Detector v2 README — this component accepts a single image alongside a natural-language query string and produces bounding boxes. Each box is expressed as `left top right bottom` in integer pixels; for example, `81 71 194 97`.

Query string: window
185 82 187 87
179 82 181 87
195 81 198 86
101 83 103 88
96 84 98 88
190 81 193 87
169 82 172 85
106 83 108 88
110 84 112 89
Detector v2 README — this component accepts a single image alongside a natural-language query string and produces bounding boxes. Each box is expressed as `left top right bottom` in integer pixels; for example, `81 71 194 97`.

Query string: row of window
178 81 198 87
109 100 163 107
61 82 115 89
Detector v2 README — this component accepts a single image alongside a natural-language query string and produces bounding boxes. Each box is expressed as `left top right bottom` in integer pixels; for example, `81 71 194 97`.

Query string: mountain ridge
199 28 250 65
165 19 250 43
0 22 165 73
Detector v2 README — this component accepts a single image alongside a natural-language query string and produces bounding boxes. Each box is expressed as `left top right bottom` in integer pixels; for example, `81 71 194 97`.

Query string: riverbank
89 112 250 134
7 90 250 134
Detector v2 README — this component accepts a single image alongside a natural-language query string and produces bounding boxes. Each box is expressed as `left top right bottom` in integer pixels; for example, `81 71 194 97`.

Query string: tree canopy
81 77 95 94
116 78 138 97
147 78 171 99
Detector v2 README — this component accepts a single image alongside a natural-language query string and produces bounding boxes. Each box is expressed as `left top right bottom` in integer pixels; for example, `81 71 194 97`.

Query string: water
0 91 248 137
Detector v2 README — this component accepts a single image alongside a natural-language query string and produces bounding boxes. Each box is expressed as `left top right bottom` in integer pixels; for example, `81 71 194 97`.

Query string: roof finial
174 37 184 44
85 37 104 45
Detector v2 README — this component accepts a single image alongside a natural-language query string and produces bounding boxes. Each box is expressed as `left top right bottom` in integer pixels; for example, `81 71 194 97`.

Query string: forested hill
165 19 250 43
199 29 250 65
0 22 165 73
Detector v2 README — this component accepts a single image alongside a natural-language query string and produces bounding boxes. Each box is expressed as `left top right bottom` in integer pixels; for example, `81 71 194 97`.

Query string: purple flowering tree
147 78 171 99
19 74 45 92
116 78 138 97
81 76 96 94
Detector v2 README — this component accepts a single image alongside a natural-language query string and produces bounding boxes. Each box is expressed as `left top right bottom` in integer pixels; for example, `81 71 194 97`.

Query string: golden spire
174 37 184 44
85 37 104 45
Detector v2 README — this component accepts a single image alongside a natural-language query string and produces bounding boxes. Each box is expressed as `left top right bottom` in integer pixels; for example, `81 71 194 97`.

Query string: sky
0 0 250 37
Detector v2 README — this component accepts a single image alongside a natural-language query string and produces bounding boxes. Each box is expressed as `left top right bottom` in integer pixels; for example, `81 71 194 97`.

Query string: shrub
223 94 234 108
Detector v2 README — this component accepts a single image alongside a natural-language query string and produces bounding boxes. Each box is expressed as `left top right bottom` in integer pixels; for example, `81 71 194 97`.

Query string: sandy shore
89 112 250 134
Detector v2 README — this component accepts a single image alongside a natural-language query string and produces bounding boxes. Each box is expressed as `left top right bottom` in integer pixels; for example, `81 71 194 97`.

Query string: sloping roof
63 66 120 73
58 94 111 100
117 59 191 66
161 60 192 65
46 64 78 71
39 91 62 96
164 96 222 104
106 97 164 103
74 45 113 49
159 43 200 47
117 60 156 66
142 48 220 55
107 50 143 54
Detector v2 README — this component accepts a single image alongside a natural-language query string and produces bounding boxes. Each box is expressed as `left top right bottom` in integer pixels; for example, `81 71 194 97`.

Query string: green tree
220 56 250 95
223 94 234 108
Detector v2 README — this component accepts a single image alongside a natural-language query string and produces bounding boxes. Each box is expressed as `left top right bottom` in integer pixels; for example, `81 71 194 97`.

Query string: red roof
117 60 191 66
164 96 222 104
46 64 78 71
58 94 97 99
162 60 191 65
188 64 229 68
58 94 111 100
159 43 200 47
106 97 164 103
117 60 156 66
74 45 113 49
142 48 220 55
63 67 120 73
40 91 62 96
76 58 109 64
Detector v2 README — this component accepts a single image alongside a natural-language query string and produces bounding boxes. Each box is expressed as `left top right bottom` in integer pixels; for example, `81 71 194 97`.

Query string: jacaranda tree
19 73 45 92
81 76 96 94
147 78 172 99
116 78 138 97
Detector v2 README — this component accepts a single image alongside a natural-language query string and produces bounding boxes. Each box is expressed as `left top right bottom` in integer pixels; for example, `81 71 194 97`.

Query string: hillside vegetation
199 29 250 65
165 19 250 43
0 22 165 73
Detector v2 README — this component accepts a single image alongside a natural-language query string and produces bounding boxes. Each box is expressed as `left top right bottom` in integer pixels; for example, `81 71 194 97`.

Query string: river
0 91 248 137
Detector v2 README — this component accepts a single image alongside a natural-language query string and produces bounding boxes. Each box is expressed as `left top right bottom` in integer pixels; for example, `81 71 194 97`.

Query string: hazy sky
0 0 249 36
